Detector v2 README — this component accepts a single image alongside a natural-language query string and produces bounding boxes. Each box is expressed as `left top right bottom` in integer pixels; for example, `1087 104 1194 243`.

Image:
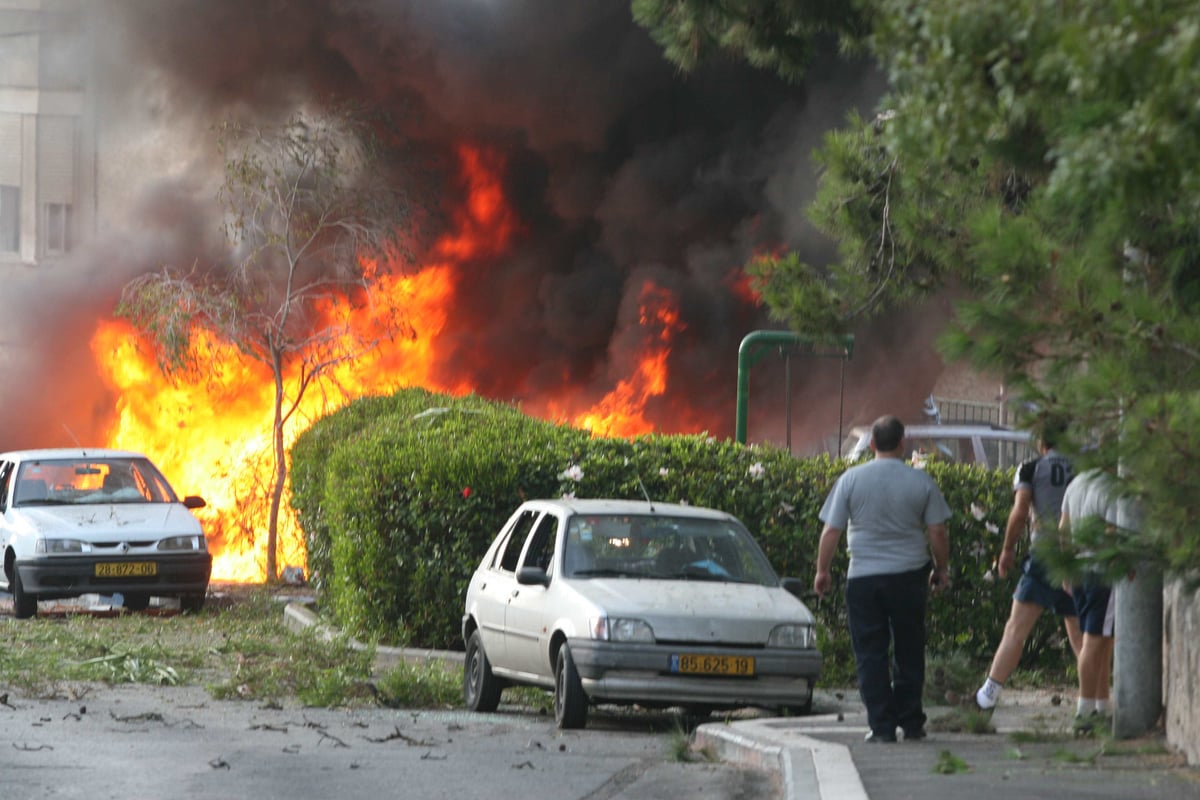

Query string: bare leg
986 599 1045 684
1077 633 1108 700
1094 636 1114 702
1064 615 1083 659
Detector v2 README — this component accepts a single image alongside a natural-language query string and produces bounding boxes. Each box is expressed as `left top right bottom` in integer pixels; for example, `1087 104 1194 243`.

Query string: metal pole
734 331 854 445
1112 420 1162 738
838 357 846 457
1113 487 1162 737
784 351 791 452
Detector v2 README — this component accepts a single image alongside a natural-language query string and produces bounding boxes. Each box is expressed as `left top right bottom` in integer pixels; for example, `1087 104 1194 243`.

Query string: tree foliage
118 108 409 580
637 0 1200 574
293 389 1066 683
631 0 872 82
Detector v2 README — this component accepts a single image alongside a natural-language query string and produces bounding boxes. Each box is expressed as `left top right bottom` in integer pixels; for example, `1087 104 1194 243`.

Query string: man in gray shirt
814 415 952 743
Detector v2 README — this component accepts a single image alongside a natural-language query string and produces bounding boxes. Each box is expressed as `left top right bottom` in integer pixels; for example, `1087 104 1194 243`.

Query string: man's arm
813 524 843 599
998 488 1032 578
927 521 950 592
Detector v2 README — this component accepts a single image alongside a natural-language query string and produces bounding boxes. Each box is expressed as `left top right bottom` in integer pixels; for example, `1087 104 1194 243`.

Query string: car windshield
563 513 779 585
13 457 179 507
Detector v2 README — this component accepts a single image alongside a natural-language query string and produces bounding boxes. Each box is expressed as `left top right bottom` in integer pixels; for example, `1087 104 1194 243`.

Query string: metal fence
924 395 1008 427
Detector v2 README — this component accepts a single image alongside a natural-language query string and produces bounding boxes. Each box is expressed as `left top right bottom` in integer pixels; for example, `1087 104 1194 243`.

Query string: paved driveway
0 682 777 800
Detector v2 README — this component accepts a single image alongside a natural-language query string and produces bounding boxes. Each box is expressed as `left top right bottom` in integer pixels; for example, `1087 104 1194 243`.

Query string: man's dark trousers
846 563 930 737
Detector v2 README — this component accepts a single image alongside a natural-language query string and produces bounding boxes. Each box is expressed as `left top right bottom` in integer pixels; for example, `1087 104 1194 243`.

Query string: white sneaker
974 688 996 713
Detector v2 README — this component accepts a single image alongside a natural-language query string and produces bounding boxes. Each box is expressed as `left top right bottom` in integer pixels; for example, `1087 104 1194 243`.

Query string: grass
0 588 462 710
932 749 970 774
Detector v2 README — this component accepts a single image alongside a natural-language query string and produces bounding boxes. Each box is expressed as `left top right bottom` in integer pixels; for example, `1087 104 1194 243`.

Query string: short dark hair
871 415 905 452
1035 415 1069 449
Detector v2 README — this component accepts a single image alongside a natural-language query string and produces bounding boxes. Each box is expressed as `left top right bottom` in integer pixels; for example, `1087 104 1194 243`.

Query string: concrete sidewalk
697 689 1200 800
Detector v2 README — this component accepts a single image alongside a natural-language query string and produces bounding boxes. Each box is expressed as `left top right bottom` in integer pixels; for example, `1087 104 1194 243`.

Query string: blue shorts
1073 576 1114 636
1013 557 1077 617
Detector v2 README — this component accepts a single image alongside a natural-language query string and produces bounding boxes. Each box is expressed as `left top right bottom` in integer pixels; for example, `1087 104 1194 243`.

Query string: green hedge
289 388 1074 684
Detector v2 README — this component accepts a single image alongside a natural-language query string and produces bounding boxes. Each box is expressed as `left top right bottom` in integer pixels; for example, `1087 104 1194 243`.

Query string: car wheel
781 695 814 717
464 630 502 713
179 592 206 613
554 644 588 730
10 568 36 619
681 704 714 725
122 592 151 612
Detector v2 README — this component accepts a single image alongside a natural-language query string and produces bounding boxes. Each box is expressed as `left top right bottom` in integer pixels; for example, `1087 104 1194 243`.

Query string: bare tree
119 109 407 582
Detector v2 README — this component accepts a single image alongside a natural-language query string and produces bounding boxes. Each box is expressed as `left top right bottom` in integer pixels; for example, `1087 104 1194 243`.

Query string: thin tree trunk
266 351 286 583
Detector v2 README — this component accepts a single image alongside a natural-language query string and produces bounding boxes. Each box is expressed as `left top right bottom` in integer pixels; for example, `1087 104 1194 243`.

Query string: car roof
0 448 149 462
849 423 1030 437
519 497 734 521
898 424 1031 438
844 423 1034 460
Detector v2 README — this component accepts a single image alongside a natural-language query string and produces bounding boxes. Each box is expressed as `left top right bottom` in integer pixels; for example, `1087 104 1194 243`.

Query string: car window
496 509 539 572
519 513 559 573
908 436 972 465
0 460 13 511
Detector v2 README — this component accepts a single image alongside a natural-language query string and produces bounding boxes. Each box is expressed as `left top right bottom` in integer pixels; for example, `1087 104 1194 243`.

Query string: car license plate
671 654 755 676
95 562 157 578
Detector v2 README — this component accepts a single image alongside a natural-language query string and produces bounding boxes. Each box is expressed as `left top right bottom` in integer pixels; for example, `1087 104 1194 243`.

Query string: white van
843 423 1035 471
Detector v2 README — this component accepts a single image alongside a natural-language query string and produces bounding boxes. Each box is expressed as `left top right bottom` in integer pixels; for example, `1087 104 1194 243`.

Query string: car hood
569 578 815 645
15 504 203 539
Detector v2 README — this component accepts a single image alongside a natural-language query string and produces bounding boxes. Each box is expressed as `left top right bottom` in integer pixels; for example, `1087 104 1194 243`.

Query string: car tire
179 592 206 613
123 592 151 612
681 704 714 725
10 568 36 619
464 630 503 713
554 644 588 730
781 695 814 717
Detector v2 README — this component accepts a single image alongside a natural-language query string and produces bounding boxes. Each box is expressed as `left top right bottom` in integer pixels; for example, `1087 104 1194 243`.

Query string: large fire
92 144 702 582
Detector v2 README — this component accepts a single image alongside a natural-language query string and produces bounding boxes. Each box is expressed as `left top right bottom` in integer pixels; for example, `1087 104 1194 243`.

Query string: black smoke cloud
2 0 945 453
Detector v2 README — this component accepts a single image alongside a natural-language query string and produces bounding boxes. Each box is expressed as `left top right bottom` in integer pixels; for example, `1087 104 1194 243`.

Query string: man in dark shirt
975 426 1081 711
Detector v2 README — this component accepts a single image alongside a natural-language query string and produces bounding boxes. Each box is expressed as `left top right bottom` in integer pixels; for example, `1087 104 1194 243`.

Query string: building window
43 202 72 254
0 185 18 252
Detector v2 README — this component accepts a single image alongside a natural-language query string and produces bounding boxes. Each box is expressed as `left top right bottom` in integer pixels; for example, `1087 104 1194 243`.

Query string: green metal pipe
735 331 854 445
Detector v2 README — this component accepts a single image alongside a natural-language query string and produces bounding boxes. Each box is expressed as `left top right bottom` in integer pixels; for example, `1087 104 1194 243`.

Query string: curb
695 717 868 800
282 601 464 670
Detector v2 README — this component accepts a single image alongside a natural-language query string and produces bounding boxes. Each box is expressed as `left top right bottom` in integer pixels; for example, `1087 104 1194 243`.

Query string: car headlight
768 623 815 649
590 616 655 643
36 538 91 554
157 535 206 552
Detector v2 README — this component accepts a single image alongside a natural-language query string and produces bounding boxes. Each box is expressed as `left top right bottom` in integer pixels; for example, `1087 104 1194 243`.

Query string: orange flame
93 144 694 581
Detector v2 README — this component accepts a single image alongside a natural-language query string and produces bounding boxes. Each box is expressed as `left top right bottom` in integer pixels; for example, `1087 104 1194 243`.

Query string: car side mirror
781 577 807 600
516 566 551 587
183 495 207 510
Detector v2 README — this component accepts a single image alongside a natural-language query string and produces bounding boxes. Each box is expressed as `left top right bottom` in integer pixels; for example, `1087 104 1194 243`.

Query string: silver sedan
462 498 822 729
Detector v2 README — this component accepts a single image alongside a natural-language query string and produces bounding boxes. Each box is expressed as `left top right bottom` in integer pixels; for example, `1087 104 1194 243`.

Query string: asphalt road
0 682 777 800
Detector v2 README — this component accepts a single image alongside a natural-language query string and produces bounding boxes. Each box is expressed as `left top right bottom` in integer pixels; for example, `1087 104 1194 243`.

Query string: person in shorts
1060 468 1122 732
975 424 1081 712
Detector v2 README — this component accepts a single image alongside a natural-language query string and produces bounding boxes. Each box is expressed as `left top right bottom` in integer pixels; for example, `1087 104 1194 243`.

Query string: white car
844 423 1035 470
0 448 212 618
461 498 822 729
